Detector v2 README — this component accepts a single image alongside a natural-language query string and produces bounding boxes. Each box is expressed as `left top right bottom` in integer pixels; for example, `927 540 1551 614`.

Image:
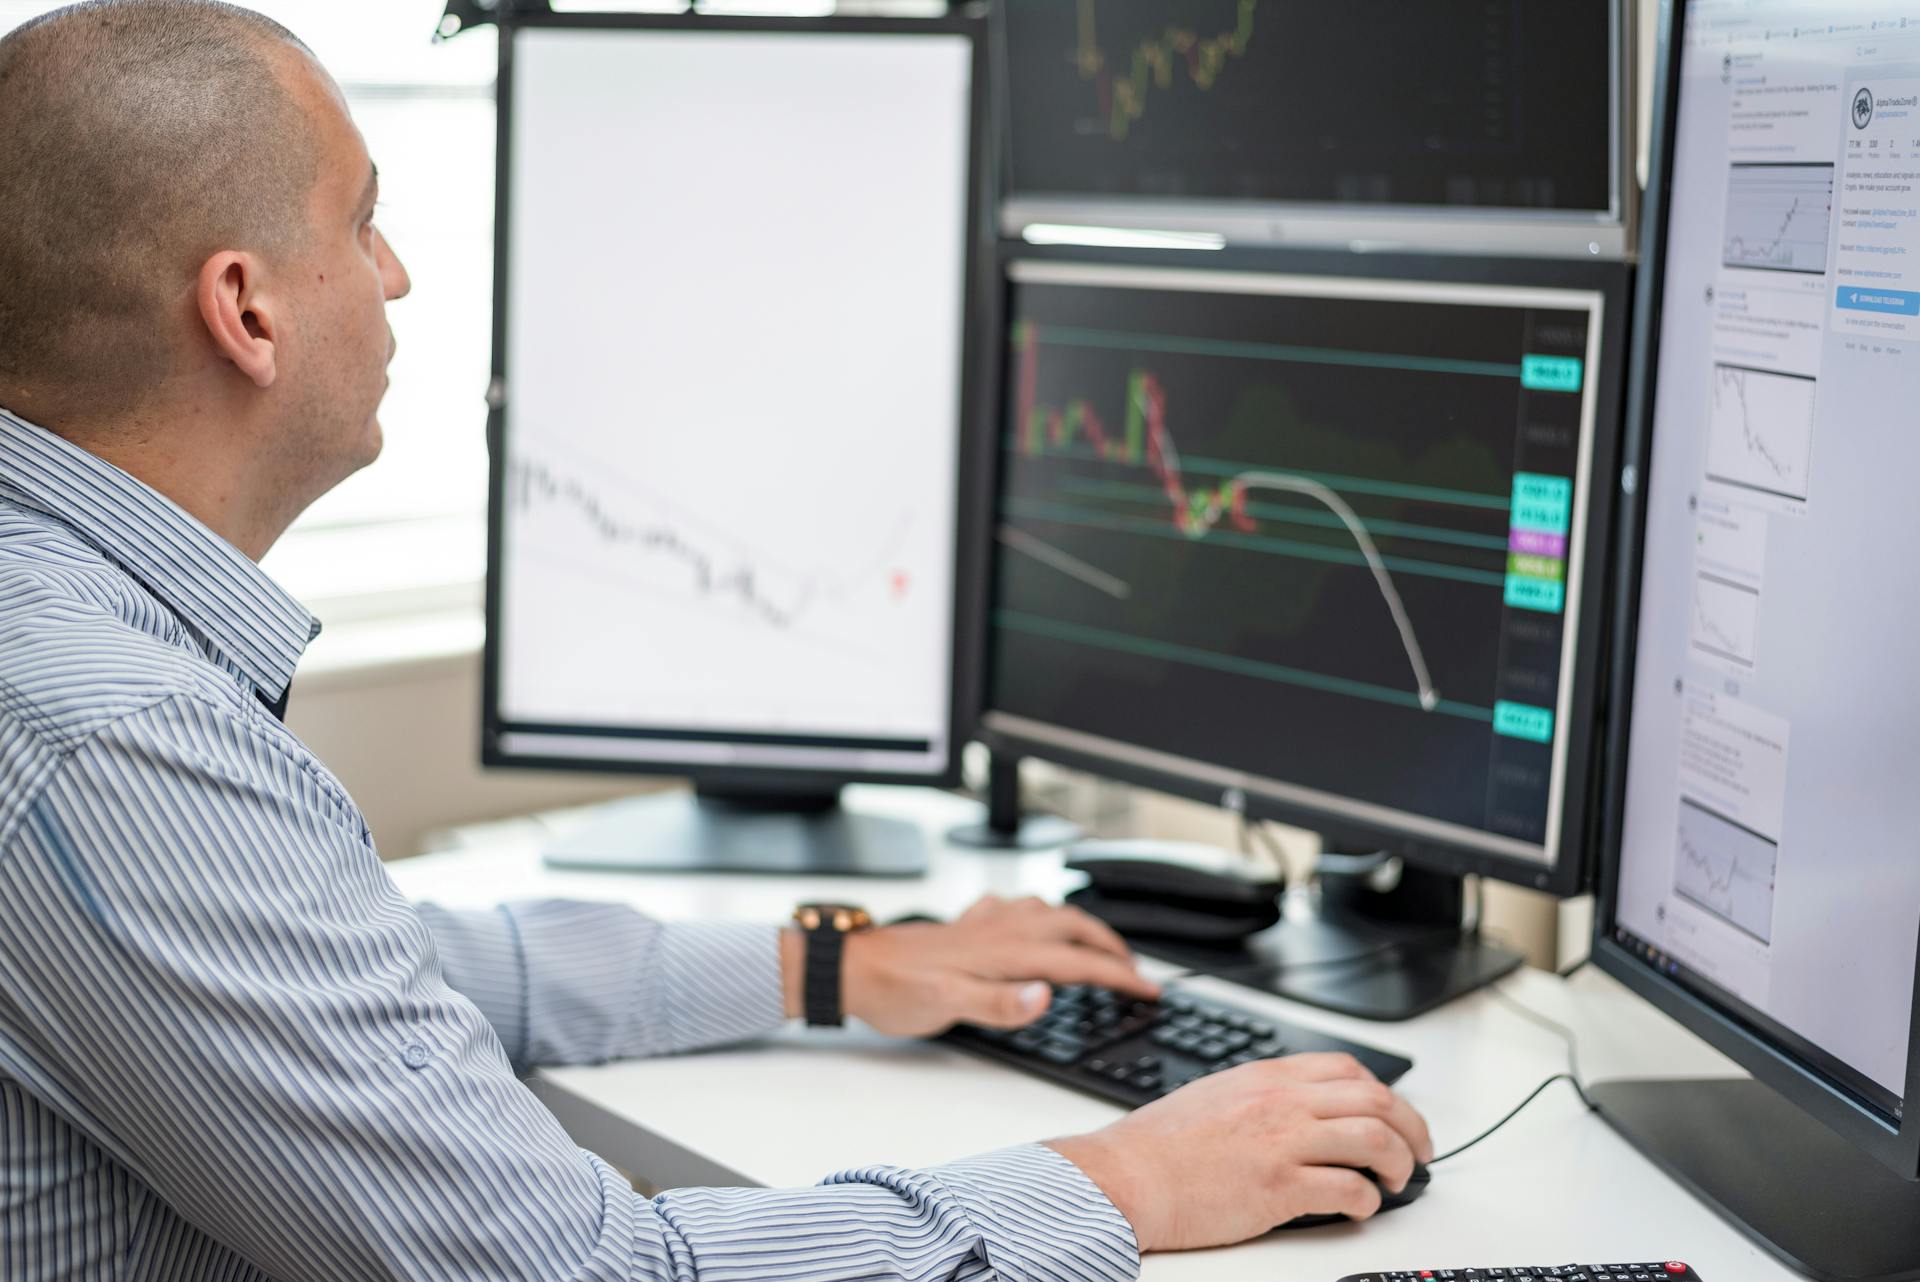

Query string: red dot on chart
890 571 910 599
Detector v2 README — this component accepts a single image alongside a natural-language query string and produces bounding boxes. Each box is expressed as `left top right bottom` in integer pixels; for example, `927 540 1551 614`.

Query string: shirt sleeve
414 901 785 1071
0 693 1141 1282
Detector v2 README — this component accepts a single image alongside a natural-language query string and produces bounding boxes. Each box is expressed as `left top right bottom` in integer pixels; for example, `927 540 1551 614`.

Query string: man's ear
196 251 279 389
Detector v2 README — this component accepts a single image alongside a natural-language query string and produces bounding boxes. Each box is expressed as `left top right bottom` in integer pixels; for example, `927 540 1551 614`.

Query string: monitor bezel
1591 0 1920 1179
991 0 1636 260
480 9 995 792
976 241 1631 898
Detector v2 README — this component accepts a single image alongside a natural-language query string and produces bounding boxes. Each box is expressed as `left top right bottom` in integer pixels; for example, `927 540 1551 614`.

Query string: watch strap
803 923 846 1028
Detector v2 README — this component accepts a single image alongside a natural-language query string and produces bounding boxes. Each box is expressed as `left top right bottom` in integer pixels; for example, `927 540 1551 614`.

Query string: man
0 3 1433 1279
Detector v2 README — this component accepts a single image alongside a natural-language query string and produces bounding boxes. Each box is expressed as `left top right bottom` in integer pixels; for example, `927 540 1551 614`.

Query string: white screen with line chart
1613 2 1920 1118
492 26 974 776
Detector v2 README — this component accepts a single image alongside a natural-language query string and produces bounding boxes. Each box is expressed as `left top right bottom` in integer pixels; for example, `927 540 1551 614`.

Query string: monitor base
946 751 1081 851
1129 864 1521 1021
1137 914 1521 1022
542 790 928 877
1591 1077 1920 1282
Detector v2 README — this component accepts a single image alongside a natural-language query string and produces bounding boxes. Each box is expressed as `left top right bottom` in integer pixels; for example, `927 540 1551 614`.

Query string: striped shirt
0 409 1139 1282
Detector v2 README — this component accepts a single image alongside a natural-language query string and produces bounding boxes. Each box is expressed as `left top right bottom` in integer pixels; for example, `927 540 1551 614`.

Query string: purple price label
1509 528 1567 558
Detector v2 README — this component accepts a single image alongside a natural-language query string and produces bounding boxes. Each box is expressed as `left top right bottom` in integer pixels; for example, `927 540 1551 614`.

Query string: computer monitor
481 12 990 876
995 0 1634 259
1592 4 1920 1277
980 245 1629 1017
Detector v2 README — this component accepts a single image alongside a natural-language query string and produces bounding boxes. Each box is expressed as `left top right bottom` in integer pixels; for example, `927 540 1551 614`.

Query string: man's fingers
995 943 1159 998
1283 1166 1384 1223
948 975 1053 1029
1261 1051 1377 1084
1306 1080 1435 1165
1298 1116 1417 1191
1037 905 1136 962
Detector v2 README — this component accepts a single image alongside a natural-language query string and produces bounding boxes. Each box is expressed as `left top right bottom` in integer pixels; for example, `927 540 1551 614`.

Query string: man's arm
0 694 1140 1282
414 900 786 1070
416 877 1169 1073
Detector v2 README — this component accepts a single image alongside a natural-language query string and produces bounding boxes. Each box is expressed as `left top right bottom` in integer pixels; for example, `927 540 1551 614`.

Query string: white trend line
1190 464 1442 712
998 526 1134 600
1140 397 1438 708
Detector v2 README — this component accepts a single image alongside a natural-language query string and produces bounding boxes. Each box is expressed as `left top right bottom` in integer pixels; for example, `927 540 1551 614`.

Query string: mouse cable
1484 977 1588 1084
1429 1072 1596 1164
1430 978 1598 1164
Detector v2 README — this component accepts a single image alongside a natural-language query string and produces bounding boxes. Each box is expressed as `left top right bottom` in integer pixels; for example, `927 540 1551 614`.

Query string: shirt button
402 1043 432 1070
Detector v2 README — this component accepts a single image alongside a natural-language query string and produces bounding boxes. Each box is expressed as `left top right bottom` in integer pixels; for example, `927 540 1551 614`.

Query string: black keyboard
1339 1264 1705 1282
940 984 1412 1108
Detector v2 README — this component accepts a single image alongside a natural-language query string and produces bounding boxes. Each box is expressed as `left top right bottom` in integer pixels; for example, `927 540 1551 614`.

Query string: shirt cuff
654 921 788 1054
918 1144 1141 1282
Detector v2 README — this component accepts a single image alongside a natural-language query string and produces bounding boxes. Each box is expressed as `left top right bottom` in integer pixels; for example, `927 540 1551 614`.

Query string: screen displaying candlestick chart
1001 0 1615 213
985 261 1607 863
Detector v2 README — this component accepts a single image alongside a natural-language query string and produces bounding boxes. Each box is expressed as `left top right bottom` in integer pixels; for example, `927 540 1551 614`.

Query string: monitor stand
1130 863 1522 1021
946 751 1082 851
1591 1077 1920 1282
542 785 928 877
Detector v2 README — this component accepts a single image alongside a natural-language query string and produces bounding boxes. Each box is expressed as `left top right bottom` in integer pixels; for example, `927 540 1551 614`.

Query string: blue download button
1836 286 1920 315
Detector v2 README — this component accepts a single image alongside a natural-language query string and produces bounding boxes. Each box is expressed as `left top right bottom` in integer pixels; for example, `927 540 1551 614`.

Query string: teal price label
1511 473 1573 535
1494 700 1556 743
1504 575 1566 613
1521 354 1585 393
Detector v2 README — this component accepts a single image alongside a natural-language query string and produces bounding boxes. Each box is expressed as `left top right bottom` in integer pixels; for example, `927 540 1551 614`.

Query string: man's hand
784 895 1160 1037
1047 1053 1434 1251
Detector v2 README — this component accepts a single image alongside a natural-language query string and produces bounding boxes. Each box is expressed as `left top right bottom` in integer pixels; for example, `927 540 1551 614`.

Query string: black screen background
1004 0 1615 212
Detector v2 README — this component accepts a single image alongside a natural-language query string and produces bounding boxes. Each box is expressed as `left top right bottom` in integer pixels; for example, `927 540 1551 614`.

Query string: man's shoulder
0 505 244 750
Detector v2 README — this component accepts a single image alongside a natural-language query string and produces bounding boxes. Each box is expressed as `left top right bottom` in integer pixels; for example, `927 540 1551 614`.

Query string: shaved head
0 1 322 424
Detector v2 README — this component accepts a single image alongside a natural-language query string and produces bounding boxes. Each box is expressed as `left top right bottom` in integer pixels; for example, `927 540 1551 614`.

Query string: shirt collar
0 408 319 703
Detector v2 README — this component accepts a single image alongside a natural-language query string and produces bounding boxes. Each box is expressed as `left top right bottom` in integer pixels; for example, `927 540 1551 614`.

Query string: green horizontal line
996 610 1494 722
1004 441 1512 512
1056 477 1513 552
1003 500 1509 588
1026 324 1527 381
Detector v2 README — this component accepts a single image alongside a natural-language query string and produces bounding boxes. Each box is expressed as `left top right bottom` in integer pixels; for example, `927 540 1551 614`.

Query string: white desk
391 787 1796 1281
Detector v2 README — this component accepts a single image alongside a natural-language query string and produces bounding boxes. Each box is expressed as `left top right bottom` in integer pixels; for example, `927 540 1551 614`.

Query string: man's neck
8 397 292 561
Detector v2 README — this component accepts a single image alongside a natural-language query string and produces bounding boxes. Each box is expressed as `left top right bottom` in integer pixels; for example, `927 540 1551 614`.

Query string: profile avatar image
1854 86 1875 130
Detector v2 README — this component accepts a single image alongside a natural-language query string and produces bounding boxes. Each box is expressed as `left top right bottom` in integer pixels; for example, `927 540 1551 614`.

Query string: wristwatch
792 902 873 1028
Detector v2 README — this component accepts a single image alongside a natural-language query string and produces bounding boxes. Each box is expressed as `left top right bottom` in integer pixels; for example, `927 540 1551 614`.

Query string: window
0 1 498 623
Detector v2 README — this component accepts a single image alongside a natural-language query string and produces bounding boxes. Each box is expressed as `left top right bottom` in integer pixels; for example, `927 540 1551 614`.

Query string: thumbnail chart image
1690 572 1760 670
989 271 1596 847
1002 0 1613 211
1675 798 1779 944
1705 365 1817 503
1721 164 1834 275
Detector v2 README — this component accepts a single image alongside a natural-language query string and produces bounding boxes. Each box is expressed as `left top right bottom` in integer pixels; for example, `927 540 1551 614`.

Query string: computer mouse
1273 1162 1430 1231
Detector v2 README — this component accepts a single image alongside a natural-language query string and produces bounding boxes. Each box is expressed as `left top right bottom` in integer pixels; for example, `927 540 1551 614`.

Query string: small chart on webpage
1721 163 1834 275
1705 363 1817 503
1674 797 1779 945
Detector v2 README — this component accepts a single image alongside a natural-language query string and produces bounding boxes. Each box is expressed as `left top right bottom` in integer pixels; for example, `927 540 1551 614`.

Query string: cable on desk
1486 978 1588 1084
1429 1072 1596 1164
1429 976 1598 1165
